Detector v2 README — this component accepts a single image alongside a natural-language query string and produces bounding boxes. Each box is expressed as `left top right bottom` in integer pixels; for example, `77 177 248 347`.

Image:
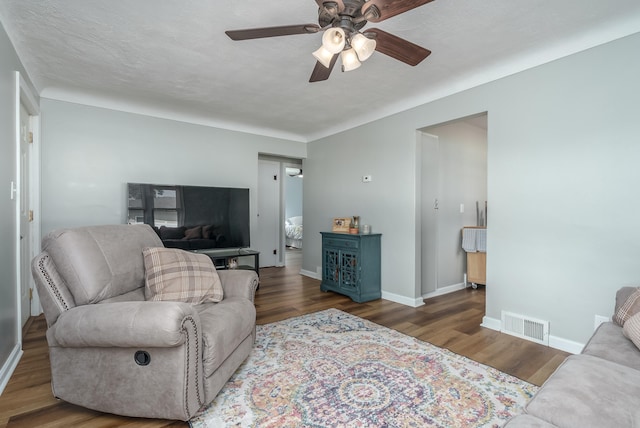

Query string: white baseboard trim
381 291 425 308
300 269 321 280
0 343 23 395
422 282 466 299
298 270 424 307
481 316 502 331
548 336 584 355
481 316 584 354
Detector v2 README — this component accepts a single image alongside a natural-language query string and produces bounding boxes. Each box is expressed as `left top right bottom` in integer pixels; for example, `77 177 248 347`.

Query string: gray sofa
504 287 640 427
31 224 259 421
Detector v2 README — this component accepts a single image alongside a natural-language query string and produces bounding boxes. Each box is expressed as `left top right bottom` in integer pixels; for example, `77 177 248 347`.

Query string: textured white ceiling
1 0 639 141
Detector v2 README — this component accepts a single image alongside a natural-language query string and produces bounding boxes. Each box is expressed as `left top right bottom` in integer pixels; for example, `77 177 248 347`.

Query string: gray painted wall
40 100 307 240
0 22 38 387
305 32 640 345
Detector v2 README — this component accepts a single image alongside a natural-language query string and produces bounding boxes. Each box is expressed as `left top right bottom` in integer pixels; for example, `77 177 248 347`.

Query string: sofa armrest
218 270 259 302
32 251 78 326
50 301 200 348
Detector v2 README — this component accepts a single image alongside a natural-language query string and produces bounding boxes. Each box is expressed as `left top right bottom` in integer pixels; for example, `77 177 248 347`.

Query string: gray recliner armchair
31 224 258 421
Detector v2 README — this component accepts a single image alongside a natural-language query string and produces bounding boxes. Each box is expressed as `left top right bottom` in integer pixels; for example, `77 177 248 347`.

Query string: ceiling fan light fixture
286 167 303 177
341 48 361 72
351 33 376 61
312 46 335 68
322 27 346 54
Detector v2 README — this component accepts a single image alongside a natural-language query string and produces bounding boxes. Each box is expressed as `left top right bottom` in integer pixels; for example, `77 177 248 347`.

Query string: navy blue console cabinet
320 232 381 303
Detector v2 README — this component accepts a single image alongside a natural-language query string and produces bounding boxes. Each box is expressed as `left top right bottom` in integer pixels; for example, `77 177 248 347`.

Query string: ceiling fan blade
362 0 435 23
226 24 320 41
309 54 339 82
367 28 431 66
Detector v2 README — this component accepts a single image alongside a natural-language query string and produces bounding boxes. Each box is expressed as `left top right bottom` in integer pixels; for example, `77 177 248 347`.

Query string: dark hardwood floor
0 249 569 427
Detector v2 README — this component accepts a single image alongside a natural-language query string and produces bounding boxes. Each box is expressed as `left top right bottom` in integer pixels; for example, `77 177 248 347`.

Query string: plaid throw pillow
623 313 640 350
613 288 640 326
143 247 223 304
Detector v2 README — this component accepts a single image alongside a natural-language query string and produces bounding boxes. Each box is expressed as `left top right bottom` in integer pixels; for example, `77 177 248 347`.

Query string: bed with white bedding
285 216 303 248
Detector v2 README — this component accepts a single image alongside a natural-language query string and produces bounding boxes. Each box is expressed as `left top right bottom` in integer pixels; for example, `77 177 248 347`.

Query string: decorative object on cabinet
476 200 487 227
349 215 360 234
332 217 351 233
320 231 381 302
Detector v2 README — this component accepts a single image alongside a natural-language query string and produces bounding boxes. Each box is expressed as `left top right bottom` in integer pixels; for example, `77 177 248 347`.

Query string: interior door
19 102 31 326
256 160 280 267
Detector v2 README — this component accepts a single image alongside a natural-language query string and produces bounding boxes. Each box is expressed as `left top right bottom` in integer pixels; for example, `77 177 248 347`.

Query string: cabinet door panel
324 248 340 287
340 251 359 290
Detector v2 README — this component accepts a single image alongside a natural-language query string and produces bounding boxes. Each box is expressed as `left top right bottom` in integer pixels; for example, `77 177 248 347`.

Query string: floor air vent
501 311 549 346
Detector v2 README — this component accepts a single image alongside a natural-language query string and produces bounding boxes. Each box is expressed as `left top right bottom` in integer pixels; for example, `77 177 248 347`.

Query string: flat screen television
127 183 250 250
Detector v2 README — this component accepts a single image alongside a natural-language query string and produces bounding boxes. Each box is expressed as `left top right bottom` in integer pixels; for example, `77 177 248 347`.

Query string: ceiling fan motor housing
318 0 372 32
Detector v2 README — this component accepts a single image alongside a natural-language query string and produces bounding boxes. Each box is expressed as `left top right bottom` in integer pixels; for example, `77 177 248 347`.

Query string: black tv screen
127 183 250 250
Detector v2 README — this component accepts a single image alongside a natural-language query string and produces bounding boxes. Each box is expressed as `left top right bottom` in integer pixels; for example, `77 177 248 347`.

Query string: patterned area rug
190 309 535 427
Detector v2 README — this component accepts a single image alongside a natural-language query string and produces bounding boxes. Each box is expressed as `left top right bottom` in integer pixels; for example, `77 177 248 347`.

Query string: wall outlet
362 175 372 182
594 314 610 331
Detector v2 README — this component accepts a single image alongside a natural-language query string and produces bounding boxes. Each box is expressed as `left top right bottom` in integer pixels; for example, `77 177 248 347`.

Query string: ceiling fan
226 0 434 82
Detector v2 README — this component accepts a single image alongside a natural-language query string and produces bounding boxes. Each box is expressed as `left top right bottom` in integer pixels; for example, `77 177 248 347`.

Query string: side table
192 248 260 277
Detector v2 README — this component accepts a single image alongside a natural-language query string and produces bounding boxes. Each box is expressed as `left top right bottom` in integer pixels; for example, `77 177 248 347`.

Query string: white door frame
14 71 41 340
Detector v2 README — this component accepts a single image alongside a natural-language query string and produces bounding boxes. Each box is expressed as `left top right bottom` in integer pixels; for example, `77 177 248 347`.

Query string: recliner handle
134 350 151 366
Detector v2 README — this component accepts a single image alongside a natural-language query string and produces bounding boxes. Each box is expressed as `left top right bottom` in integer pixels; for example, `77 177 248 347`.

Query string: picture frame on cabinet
332 217 351 233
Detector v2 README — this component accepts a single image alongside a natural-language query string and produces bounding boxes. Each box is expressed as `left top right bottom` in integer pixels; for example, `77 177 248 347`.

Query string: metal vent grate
501 311 549 345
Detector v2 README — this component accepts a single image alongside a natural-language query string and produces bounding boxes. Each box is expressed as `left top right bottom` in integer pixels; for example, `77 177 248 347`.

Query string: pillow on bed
143 247 223 304
288 216 303 226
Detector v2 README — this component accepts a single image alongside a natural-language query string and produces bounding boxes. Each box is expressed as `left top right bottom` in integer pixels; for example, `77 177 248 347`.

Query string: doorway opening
283 166 303 269
418 113 488 300
256 154 304 269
